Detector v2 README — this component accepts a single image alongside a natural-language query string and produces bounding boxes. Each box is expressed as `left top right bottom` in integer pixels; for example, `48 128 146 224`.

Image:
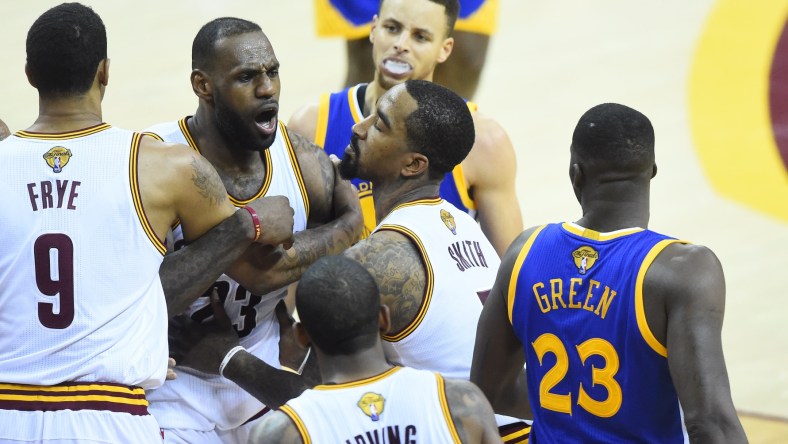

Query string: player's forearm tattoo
190 156 226 207
345 234 426 334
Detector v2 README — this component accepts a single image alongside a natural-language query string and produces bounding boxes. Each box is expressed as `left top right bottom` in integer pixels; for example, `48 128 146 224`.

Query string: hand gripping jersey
281 367 461 444
372 198 498 380
508 223 689 443
0 125 168 442
144 118 309 433
314 0 500 38
313 84 478 236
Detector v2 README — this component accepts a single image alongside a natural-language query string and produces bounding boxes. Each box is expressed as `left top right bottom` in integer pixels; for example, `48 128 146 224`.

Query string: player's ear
370 15 379 43
191 70 213 102
24 63 37 88
97 58 110 87
437 36 454 64
651 163 658 178
379 305 392 335
402 152 429 177
293 322 311 348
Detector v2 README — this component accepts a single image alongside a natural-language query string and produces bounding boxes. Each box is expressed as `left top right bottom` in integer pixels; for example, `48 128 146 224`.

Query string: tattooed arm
444 378 503 444
249 410 304 444
139 137 294 314
343 230 426 334
227 129 363 295
0 118 10 140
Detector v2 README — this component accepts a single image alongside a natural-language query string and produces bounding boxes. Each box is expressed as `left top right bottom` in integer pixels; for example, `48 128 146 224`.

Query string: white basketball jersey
144 118 309 432
372 198 500 381
281 367 460 444
0 124 168 389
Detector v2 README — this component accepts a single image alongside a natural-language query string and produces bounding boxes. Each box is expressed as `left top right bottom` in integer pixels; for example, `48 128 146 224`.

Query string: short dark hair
571 103 655 171
26 3 107 98
296 256 381 356
403 80 475 177
379 0 459 36
192 17 262 71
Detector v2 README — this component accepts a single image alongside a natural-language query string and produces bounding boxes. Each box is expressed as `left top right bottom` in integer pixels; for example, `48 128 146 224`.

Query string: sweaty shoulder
288 99 322 144
642 242 725 345
444 377 500 444
463 109 516 182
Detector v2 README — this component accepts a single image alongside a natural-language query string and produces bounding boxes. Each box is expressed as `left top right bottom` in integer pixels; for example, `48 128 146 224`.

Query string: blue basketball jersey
315 83 476 235
508 223 688 443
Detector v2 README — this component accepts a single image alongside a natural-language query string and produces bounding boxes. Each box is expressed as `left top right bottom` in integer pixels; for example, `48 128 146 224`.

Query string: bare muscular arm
343 230 426 334
445 378 504 444
645 243 747 443
227 129 362 295
287 101 320 143
465 112 522 256
471 228 538 420
249 410 303 444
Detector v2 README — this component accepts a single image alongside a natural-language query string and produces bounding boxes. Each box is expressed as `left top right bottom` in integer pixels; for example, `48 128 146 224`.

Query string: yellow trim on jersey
635 239 684 357
227 147 273 207
129 133 167 255
451 164 476 211
178 118 198 150
507 225 548 324
280 405 312 444
141 132 163 142
377 224 435 342
314 367 401 390
388 197 443 214
348 85 364 124
315 93 330 147
502 426 530 442
14 123 112 140
561 223 644 241
0 383 148 407
466 101 479 112
0 383 145 395
436 374 462 443
281 122 311 220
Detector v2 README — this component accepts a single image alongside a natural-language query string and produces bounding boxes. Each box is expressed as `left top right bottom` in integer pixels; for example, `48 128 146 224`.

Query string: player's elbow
684 412 747 443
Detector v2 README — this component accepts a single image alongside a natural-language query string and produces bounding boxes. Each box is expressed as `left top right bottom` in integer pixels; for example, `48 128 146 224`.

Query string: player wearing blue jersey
314 0 498 98
471 103 747 443
292 0 521 253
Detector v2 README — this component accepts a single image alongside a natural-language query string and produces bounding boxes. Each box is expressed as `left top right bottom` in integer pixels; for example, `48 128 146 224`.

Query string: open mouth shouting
255 105 279 136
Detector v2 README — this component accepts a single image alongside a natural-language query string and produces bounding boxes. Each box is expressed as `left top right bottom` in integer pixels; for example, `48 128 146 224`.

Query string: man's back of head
403 79 474 177
26 2 106 98
296 256 381 356
571 103 655 174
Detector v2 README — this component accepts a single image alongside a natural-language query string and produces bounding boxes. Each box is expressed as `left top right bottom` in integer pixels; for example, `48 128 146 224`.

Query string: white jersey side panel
145 118 309 432
282 367 458 444
373 199 500 381
0 125 168 389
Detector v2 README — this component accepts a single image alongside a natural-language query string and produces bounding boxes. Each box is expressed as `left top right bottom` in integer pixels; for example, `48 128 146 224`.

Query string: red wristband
243 206 261 241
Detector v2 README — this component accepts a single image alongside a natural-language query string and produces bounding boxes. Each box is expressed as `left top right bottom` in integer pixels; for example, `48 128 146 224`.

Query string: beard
214 93 275 153
338 135 361 180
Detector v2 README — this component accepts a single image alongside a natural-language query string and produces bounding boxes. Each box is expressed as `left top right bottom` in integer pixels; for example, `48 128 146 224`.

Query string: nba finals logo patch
440 209 457 235
572 246 598 275
357 392 385 422
43 147 72 173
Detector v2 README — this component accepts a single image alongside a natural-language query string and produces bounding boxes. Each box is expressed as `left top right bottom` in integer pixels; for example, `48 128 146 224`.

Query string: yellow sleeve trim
280 405 312 444
634 239 685 357
507 225 548 324
378 225 434 342
436 374 462 444
451 164 476 211
315 93 330 147
129 133 167 255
